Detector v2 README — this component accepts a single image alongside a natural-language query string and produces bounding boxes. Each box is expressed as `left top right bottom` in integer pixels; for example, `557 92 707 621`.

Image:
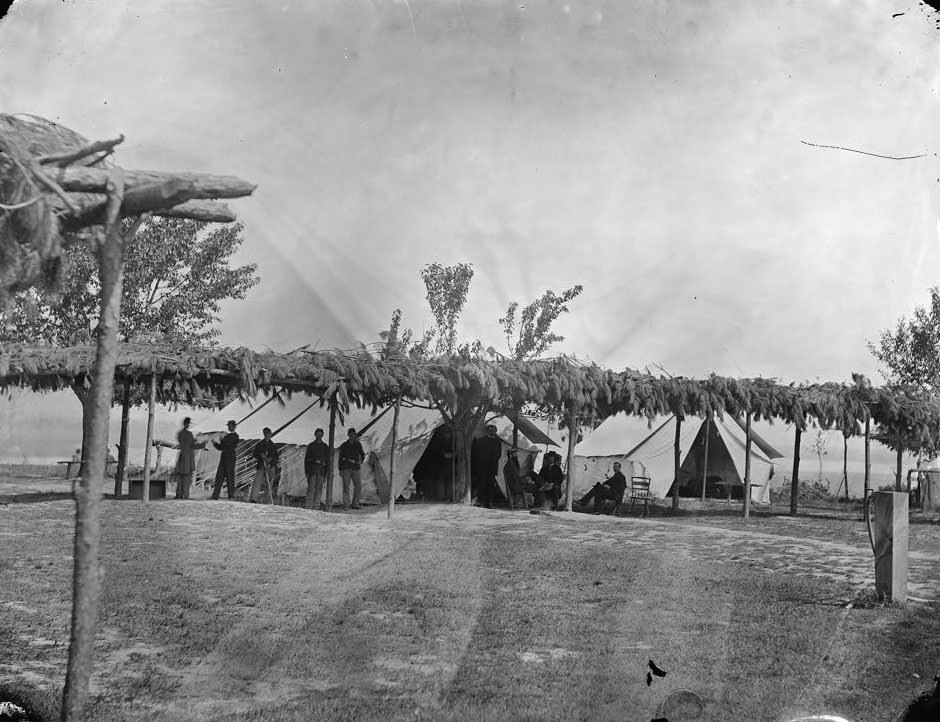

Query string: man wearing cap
250 427 280 503
471 423 503 508
211 420 239 500
338 428 365 509
304 427 329 510
536 451 565 509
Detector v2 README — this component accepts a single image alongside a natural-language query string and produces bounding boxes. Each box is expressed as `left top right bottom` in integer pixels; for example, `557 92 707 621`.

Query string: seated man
576 461 627 514
534 451 564 510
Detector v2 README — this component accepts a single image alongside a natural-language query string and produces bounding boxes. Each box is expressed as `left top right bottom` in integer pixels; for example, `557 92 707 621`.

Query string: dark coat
304 439 329 476
338 439 365 470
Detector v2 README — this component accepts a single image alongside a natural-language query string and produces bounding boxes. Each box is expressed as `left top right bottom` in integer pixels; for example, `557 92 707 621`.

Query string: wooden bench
628 476 653 516
58 460 119 479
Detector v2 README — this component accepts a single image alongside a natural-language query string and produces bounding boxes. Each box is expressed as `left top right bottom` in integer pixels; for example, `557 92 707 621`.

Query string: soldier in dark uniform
211 420 239 500
304 427 329 510
250 427 280 503
471 424 503 508
338 428 365 509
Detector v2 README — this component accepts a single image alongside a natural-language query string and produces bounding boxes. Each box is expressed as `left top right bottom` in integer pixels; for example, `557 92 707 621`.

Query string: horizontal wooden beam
47 166 256 199
153 200 237 223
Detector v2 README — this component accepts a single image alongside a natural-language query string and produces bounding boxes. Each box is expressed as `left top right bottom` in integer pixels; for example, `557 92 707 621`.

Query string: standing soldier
305 427 329 510
211 420 239 500
174 417 206 500
250 427 280 503
338 428 365 509
471 424 503 508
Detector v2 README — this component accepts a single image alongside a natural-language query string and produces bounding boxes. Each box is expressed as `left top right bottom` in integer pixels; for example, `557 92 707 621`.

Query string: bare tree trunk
790 427 801 516
71 384 91 478
454 421 471 505
114 384 131 497
61 174 126 722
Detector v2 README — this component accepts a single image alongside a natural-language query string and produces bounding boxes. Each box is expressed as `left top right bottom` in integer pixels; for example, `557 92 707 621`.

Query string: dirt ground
2 472 940 722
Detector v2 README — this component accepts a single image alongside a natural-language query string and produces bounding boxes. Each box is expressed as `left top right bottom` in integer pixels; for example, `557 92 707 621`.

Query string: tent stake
743 413 752 519
790 427 801 515
142 373 156 505
387 395 402 520
564 404 577 511
672 416 681 511
326 398 336 512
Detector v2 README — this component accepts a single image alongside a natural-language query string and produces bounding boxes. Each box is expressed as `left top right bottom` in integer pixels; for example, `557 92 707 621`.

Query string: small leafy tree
869 287 940 390
499 285 583 361
420 262 474 355
807 429 830 485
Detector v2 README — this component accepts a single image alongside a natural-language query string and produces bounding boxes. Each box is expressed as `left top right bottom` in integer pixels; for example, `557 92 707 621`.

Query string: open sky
2 1 940 463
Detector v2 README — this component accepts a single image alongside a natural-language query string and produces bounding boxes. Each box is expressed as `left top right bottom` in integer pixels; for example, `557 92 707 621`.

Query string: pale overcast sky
2 0 940 383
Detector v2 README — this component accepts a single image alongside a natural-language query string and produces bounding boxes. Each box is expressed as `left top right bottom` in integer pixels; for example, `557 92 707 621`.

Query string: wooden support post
896 442 903 492
114 384 131 497
672 416 681 511
388 396 402 520
700 415 710 501
743 413 752 519
564 404 577 512
450 432 457 504
326 399 337 512
61 173 125 722
864 416 873 551
142 374 157 504
790 427 801 516
843 433 849 502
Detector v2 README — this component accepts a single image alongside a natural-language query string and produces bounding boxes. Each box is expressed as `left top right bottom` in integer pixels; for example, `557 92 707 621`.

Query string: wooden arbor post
326 398 337 512
743 413 752 519
387 395 402 520
141 373 157 504
790 426 802 516
564 404 578 512
61 176 127 722
672 417 681 512
114 383 131 497
700 414 711 501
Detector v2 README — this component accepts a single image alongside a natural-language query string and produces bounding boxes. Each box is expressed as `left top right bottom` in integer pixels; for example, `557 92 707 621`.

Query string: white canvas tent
572 414 781 504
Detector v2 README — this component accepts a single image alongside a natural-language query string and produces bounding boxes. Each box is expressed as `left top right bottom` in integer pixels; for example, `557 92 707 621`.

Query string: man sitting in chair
576 462 627 514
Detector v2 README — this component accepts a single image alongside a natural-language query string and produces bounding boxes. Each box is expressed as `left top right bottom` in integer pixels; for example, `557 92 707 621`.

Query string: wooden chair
503 467 529 510
628 476 653 516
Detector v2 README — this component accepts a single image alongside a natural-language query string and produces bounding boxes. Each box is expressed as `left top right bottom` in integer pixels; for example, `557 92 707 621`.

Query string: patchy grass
1 494 939 722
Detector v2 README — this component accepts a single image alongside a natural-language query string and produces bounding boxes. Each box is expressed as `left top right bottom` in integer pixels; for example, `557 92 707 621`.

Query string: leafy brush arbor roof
3 343 939 450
